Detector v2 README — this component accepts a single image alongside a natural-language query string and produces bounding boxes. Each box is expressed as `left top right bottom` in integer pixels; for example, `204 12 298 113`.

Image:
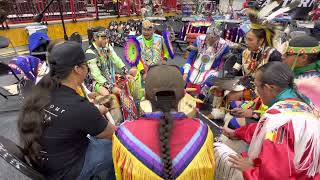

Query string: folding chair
0 136 45 180
0 61 23 99
0 36 18 57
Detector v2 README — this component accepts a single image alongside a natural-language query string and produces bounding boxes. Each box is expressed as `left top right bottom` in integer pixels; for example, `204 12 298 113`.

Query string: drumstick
186 103 222 129
197 110 222 129
224 108 232 112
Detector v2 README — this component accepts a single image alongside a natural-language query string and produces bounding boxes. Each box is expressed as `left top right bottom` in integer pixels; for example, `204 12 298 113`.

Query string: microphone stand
34 0 68 40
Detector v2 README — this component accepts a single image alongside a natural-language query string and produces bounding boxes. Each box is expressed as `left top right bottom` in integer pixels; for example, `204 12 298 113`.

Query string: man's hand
98 104 109 114
183 73 188 81
231 108 253 118
87 92 100 103
221 126 238 140
229 154 254 172
129 67 138 77
111 86 121 94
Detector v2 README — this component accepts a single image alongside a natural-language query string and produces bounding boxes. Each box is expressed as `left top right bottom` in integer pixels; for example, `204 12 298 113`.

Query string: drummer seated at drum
18 42 116 180
112 64 215 179
207 27 282 121
221 62 320 179
85 27 132 96
182 25 230 93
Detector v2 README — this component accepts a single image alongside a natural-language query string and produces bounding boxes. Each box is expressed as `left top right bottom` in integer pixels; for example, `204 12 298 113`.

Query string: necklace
142 35 155 65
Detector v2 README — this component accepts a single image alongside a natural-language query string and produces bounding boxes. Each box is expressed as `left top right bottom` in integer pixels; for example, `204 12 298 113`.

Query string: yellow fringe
176 129 215 180
112 134 163 180
112 126 215 180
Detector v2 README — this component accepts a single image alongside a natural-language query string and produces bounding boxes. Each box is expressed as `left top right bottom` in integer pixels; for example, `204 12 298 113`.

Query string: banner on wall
257 0 315 19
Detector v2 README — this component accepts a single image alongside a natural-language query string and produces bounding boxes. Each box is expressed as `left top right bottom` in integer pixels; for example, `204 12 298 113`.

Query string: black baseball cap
49 41 95 69
145 64 185 104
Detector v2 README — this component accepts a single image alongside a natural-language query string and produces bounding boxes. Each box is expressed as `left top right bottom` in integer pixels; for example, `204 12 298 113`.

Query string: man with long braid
218 62 320 179
18 42 116 180
112 64 214 179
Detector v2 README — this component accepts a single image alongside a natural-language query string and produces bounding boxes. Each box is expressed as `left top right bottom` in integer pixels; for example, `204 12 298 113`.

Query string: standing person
112 64 215 179
182 25 230 93
127 20 170 100
135 20 169 78
18 41 116 180
220 62 320 179
282 35 320 107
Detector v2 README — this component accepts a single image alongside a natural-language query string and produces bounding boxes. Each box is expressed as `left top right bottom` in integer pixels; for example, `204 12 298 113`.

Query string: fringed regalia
183 35 230 93
112 112 215 179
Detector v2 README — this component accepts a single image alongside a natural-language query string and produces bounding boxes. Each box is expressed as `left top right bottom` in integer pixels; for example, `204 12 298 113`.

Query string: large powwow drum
139 93 200 118
214 142 244 180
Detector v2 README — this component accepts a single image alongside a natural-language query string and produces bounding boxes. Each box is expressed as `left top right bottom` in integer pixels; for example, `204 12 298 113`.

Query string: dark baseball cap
145 64 185 104
49 41 95 69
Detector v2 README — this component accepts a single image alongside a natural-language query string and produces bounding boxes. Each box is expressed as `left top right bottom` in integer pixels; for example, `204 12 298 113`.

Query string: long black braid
154 91 177 180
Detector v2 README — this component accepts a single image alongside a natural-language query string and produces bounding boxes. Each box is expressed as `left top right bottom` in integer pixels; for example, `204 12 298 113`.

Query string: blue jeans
76 136 115 180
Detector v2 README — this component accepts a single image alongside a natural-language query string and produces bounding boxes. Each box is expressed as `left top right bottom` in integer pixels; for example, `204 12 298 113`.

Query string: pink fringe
295 76 320 108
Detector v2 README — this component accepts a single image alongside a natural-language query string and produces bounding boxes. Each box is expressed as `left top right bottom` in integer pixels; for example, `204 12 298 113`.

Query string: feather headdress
246 0 300 47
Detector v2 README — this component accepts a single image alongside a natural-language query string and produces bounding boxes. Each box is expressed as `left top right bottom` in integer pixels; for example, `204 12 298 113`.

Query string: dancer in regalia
112 64 215 180
219 62 320 180
135 20 169 78
85 27 130 123
85 28 128 96
282 35 320 107
182 25 230 93
127 20 170 100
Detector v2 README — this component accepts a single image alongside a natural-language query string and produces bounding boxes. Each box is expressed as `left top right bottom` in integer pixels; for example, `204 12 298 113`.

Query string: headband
286 45 320 71
286 46 320 54
250 23 273 47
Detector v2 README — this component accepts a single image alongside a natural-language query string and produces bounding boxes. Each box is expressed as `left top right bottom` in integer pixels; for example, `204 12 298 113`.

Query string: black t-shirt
40 85 107 180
